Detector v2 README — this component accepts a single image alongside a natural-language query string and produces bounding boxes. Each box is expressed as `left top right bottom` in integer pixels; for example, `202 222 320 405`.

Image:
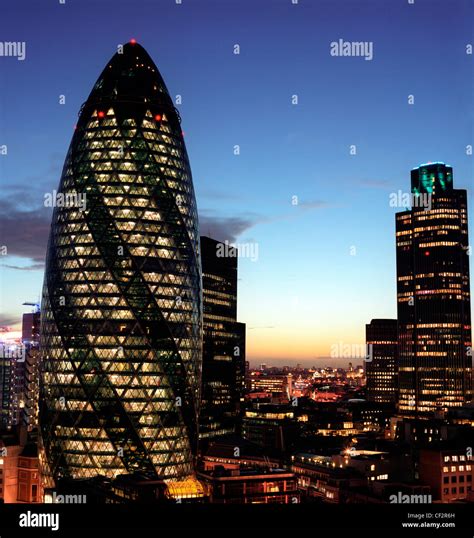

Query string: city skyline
1 0 473 366
1 1 474 525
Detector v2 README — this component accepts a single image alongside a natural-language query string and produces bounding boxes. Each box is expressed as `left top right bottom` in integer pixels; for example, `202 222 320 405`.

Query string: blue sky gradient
0 0 472 365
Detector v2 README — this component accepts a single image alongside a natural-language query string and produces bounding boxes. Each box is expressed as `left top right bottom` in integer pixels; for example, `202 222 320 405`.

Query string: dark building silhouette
396 163 472 416
0 346 26 431
419 442 474 502
0 310 40 431
197 467 299 504
0 351 18 430
199 236 246 441
39 42 203 493
22 311 40 344
242 405 297 452
17 442 41 503
22 309 41 429
365 319 398 404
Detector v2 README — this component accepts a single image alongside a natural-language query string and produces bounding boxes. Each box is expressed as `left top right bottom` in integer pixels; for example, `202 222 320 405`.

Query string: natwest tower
396 163 472 416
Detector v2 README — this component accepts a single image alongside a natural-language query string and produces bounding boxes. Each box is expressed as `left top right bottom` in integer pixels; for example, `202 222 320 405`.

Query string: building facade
248 372 289 397
242 406 297 452
0 351 15 430
396 163 472 416
199 236 246 440
0 429 40 503
0 343 25 431
17 443 41 503
22 310 41 429
0 310 40 432
419 446 473 502
197 468 299 504
365 319 398 403
39 42 202 487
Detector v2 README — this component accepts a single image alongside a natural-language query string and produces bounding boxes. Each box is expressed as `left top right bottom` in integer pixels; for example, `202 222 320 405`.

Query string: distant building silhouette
365 319 398 404
199 236 246 441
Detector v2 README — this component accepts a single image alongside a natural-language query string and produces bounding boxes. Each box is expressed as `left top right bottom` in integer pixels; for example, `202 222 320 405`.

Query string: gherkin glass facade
39 43 202 484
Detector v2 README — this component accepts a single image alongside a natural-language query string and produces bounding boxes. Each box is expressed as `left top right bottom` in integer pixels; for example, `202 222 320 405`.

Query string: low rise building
198 467 299 504
419 445 474 502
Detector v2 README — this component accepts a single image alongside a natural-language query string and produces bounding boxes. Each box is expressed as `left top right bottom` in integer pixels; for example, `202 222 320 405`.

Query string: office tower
248 372 287 397
0 310 39 432
22 309 41 429
39 42 203 489
396 163 472 416
0 340 26 431
365 319 398 403
199 236 246 440
22 311 40 344
0 348 15 430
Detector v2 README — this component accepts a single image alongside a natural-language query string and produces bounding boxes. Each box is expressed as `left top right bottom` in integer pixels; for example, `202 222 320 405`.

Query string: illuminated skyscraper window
39 43 202 485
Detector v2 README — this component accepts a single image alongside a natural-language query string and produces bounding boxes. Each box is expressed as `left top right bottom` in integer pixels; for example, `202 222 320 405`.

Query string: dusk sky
0 0 472 366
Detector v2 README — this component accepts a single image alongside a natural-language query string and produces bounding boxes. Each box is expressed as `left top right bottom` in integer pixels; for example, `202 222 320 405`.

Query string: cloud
0 313 22 326
198 198 330 243
2 263 45 271
0 205 50 266
0 191 328 268
0 154 62 269
1 202 261 268
199 212 261 243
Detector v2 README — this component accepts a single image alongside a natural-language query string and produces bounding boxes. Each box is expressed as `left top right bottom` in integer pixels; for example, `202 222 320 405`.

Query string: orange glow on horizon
246 326 366 362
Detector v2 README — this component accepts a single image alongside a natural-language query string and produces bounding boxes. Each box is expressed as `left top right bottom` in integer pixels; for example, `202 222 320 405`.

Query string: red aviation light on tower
130 38 137 45
97 111 105 118
154 114 162 122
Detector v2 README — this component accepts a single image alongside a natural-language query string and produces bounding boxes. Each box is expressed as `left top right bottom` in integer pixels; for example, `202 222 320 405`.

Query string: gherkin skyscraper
39 42 202 488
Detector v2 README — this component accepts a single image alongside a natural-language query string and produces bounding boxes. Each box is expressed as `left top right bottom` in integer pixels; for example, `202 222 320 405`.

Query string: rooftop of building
19 442 38 458
202 434 277 460
412 161 450 170
419 438 474 453
198 466 294 480
77 40 179 132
